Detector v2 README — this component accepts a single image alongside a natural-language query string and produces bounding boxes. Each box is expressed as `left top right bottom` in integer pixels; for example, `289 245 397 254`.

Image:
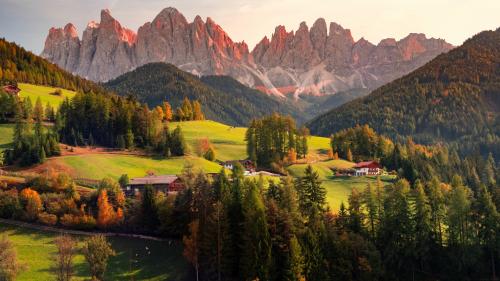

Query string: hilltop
105 63 302 126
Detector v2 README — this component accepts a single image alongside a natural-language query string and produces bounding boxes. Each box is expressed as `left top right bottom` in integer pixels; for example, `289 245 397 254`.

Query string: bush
203 147 216 161
38 212 57 225
51 89 63 96
0 190 21 219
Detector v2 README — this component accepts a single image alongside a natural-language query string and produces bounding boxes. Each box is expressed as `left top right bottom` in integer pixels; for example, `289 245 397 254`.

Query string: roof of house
354 161 381 169
2 85 20 94
129 175 179 185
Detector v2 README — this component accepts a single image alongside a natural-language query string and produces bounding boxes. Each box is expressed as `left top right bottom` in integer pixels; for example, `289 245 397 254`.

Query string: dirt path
0 218 170 242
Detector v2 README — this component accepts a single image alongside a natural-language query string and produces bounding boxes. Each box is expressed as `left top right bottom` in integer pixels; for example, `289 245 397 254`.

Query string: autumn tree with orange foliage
288 148 297 163
327 148 334 160
97 190 116 229
163 101 173 121
19 188 43 221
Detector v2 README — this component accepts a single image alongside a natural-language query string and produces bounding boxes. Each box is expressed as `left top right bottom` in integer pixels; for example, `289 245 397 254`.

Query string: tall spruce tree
240 181 271 281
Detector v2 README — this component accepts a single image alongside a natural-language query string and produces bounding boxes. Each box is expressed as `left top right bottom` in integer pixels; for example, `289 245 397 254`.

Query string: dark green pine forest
104 63 301 126
308 28 500 159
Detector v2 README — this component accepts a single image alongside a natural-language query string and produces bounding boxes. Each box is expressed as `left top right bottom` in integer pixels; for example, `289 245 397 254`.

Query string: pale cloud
0 0 498 54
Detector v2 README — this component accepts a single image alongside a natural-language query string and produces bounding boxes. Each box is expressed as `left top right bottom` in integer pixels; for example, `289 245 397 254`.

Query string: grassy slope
18 83 76 108
170 120 247 161
0 223 188 281
52 154 222 179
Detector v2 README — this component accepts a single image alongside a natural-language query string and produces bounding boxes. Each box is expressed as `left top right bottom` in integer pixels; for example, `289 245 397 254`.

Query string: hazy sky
1 0 499 54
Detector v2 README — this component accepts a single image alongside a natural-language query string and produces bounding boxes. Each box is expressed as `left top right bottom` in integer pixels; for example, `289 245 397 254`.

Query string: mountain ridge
41 7 453 99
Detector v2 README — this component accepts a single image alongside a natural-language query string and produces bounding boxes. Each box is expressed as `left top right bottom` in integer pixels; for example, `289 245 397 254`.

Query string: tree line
57 92 197 153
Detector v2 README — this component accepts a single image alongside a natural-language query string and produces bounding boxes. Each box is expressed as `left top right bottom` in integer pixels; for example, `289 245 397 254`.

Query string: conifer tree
348 188 364 233
474 185 499 280
413 180 432 271
379 179 414 279
141 185 159 230
296 165 326 218
363 183 378 239
181 97 193 120
240 181 271 281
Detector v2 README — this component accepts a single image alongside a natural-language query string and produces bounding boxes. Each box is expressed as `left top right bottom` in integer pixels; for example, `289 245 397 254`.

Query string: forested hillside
200 75 302 122
0 38 103 93
105 63 301 126
308 28 500 158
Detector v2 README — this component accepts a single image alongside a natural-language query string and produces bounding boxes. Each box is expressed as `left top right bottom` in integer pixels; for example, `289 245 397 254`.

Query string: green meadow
18 83 76 108
0 222 188 281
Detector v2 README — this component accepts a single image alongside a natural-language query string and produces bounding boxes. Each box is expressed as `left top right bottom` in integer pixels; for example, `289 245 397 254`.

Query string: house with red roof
2 85 20 96
354 161 382 176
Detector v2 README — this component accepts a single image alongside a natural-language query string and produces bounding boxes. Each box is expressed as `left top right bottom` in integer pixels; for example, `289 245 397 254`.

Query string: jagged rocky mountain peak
42 7 454 97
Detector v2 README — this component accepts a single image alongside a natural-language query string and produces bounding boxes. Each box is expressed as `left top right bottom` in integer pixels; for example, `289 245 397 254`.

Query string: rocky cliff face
41 8 453 97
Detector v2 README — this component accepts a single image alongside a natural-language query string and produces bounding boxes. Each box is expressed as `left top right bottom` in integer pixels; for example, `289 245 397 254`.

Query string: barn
125 175 184 196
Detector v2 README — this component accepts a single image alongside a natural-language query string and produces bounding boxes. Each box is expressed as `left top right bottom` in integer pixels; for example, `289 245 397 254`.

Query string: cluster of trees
0 170 127 230
246 113 309 168
196 138 216 161
0 38 104 93
3 96 60 166
335 175 499 281
173 97 204 121
331 124 394 162
57 92 188 156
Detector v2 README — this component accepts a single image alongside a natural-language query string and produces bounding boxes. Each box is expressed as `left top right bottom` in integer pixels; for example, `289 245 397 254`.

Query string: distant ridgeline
104 63 302 126
0 38 104 93
308 28 500 160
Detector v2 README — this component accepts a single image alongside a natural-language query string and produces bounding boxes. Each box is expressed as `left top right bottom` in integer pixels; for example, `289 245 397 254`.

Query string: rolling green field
49 154 223 179
0 223 188 281
18 83 76 108
288 160 395 210
170 120 331 161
